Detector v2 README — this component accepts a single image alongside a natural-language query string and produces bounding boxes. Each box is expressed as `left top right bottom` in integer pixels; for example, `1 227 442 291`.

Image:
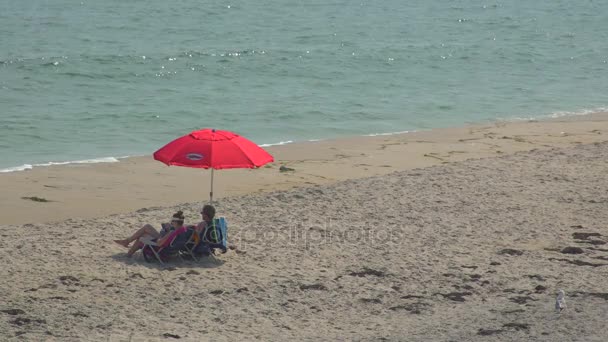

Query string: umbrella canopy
153 128 274 202
153 128 273 169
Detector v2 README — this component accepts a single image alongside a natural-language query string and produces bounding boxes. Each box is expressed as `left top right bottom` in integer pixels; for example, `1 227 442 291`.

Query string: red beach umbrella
153 128 274 203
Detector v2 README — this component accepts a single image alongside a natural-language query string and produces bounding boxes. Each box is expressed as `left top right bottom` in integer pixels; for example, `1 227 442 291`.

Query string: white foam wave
504 107 608 122
0 164 33 173
34 157 120 167
0 157 121 173
364 130 413 137
547 107 608 118
259 140 293 147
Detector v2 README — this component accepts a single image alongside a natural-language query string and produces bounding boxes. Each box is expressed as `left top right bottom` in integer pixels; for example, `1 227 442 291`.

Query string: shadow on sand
110 252 225 270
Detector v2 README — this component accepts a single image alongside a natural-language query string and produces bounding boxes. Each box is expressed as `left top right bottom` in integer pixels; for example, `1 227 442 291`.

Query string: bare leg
113 239 130 248
114 224 160 247
127 241 144 257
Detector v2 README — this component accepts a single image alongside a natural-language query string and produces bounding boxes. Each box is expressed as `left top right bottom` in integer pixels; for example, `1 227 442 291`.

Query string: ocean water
1 0 607 171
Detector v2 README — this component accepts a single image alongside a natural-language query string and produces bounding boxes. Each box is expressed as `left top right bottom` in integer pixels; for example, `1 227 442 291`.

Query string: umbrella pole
209 168 214 204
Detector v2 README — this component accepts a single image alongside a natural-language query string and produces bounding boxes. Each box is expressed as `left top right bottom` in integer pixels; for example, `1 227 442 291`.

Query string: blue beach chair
193 217 228 257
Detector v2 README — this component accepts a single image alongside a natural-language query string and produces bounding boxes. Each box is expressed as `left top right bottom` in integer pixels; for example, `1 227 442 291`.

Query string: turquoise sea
1 1 607 171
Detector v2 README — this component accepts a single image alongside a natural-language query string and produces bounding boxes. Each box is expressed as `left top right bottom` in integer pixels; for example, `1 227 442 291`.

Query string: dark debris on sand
548 258 607 267
299 283 328 291
359 298 382 304
498 249 523 256
503 323 530 331
579 240 606 245
477 328 504 336
348 267 387 278
436 292 472 302
389 302 430 314
571 292 608 300
1 309 26 315
163 332 181 339
58 275 80 286
10 317 47 327
525 274 545 281
508 296 537 305
561 247 584 254
573 232 602 240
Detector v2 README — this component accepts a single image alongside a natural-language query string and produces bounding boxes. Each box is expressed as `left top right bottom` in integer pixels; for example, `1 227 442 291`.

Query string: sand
2 113 608 226
1 115 608 340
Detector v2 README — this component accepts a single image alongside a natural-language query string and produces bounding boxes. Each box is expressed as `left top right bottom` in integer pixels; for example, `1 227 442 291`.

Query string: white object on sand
556 289 566 313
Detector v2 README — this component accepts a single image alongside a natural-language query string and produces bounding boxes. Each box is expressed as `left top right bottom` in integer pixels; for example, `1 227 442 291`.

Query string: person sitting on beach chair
114 210 186 257
140 224 192 263
192 205 228 256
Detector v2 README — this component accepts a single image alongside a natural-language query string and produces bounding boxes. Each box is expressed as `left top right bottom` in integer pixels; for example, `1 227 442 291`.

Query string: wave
501 107 608 122
364 130 413 137
547 107 608 119
0 157 123 173
259 140 294 147
0 164 33 173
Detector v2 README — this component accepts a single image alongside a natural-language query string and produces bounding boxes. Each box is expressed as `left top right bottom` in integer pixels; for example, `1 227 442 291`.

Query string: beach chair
193 217 228 257
141 226 191 264
181 225 201 260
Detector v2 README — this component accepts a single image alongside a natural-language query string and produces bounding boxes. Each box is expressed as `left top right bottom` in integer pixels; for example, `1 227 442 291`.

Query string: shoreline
1 112 608 225
2 108 607 174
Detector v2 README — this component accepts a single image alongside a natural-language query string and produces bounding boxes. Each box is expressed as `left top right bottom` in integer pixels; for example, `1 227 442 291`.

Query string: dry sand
1 115 608 341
